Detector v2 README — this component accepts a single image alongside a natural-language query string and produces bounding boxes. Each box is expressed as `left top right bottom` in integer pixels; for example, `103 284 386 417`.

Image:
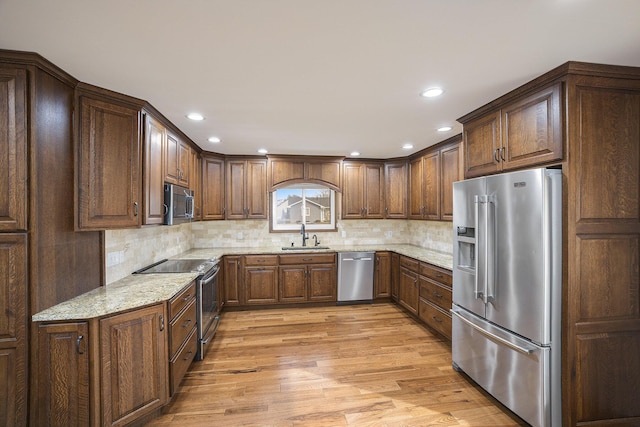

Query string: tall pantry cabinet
0 51 104 426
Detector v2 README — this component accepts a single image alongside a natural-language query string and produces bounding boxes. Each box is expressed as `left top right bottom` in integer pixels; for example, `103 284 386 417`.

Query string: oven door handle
200 266 220 285
200 315 220 345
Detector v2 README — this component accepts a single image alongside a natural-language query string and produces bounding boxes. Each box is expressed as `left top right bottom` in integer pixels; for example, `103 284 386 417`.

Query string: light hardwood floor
147 304 526 426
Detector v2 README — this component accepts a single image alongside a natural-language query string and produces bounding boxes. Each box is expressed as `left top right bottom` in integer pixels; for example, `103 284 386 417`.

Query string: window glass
271 185 335 231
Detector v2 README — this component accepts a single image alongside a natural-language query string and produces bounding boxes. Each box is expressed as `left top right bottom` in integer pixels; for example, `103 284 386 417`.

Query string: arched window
271 184 336 231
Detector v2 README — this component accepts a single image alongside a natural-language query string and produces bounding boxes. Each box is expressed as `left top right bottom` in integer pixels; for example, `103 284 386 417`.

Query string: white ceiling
1 1 640 159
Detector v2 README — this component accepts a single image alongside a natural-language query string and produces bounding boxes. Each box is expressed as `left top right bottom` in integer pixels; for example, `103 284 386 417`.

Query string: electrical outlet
237 232 243 239
386 231 392 238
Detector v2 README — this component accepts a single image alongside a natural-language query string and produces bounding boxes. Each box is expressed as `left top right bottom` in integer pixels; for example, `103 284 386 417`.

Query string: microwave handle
185 194 194 218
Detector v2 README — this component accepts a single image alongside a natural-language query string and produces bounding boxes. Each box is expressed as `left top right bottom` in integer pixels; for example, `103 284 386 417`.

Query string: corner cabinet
226 158 268 219
461 83 562 178
75 83 143 230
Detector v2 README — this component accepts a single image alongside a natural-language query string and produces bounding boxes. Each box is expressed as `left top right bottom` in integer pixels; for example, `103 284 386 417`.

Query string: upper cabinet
75 83 143 230
409 135 462 221
384 161 408 219
460 83 562 178
165 130 190 187
202 154 225 220
190 148 202 220
226 158 268 219
267 156 342 191
342 161 384 219
0 66 27 231
142 113 166 225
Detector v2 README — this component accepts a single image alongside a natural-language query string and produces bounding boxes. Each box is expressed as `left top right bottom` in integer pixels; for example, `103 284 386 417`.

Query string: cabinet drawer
419 298 452 340
419 263 452 286
399 256 419 273
279 253 336 265
244 255 279 266
170 327 197 395
419 278 452 312
169 281 196 320
169 298 196 357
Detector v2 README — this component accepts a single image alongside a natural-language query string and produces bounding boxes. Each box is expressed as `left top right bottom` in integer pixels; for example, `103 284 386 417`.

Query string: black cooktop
134 259 216 274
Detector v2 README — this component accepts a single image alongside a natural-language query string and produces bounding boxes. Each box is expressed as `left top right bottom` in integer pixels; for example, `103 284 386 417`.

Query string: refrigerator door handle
485 195 495 305
474 195 484 301
451 309 534 355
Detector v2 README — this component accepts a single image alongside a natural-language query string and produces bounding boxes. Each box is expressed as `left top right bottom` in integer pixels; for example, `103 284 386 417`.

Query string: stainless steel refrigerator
451 167 562 427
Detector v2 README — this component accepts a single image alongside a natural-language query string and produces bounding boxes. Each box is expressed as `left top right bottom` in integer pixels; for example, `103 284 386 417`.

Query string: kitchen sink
281 246 330 250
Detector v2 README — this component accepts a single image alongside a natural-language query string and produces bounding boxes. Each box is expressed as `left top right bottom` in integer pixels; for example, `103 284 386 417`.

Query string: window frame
270 185 337 232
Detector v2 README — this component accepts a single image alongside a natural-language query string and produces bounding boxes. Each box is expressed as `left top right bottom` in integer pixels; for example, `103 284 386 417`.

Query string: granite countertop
33 244 452 323
32 272 199 322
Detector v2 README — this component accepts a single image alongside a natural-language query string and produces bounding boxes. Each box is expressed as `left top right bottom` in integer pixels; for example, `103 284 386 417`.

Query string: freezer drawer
451 306 554 427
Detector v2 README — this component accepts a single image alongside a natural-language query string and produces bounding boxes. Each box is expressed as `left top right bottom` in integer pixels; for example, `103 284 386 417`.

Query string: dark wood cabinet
418 266 453 340
279 253 337 303
0 234 27 426
75 84 143 230
409 136 462 221
168 282 197 395
202 155 226 220
342 161 384 219
390 252 400 302
244 255 279 304
143 113 166 225
100 304 168 427
462 83 562 178
384 161 408 218
189 149 202 220
267 156 342 191
223 256 242 306
374 252 391 298
0 67 27 232
398 266 419 315
226 158 268 219
165 130 190 187
35 322 89 427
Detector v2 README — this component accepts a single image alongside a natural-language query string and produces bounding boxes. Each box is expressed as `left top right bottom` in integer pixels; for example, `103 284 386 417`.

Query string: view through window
271 185 336 231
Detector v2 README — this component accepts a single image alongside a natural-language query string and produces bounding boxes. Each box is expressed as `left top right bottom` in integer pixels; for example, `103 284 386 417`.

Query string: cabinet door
399 267 418 315
374 252 391 298
390 253 400 302
177 141 190 187
342 162 364 218
308 263 337 302
0 234 27 426
306 159 342 190
0 67 27 231
268 158 304 189
364 163 384 218
279 265 307 303
245 159 267 219
440 142 462 221
408 157 424 219
502 83 562 171
202 155 225 220
164 131 181 185
76 94 141 229
223 256 242 305
189 149 202 220
143 114 166 225
36 322 89 427
384 161 407 218
244 266 278 304
422 152 441 220
463 110 501 178
100 304 168 427
226 160 246 219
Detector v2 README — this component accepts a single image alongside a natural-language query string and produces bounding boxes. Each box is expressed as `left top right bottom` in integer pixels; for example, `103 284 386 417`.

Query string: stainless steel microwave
164 183 194 225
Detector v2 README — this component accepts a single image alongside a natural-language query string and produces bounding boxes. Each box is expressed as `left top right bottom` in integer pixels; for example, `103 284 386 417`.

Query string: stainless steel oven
134 258 221 360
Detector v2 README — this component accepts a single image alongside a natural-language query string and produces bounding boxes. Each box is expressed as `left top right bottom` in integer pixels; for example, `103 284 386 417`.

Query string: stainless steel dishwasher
337 251 375 303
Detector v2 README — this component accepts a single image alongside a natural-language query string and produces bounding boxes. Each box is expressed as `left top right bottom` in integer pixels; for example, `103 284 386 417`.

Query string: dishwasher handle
341 257 372 261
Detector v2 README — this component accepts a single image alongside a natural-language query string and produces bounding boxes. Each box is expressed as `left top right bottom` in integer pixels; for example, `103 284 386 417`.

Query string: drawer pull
182 319 192 328
432 315 443 323
302 258 312 262
183 350 193 361
436 273 443 278
182 293 192 301
76 335 84 355
434 292 443 298
257 259 265 263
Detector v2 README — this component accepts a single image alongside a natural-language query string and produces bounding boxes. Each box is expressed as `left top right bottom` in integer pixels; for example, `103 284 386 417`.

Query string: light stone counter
34 244 451 323
32 272 199 322
177 244 453 271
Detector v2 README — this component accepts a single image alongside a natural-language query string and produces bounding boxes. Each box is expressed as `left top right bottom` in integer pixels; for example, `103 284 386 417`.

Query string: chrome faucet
312 234 320 247
301 224 309 246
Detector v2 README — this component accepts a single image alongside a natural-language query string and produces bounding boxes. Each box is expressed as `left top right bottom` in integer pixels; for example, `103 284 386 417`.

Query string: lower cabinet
398 266 419 315
279 253 337 303
36 303 170 427
223 256 242 306
390 252 400 302
168 282 197 395
374 251 391 298
244 255 279 304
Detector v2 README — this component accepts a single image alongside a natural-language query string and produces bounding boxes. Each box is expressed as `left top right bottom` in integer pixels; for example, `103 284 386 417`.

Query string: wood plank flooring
147 304 527 426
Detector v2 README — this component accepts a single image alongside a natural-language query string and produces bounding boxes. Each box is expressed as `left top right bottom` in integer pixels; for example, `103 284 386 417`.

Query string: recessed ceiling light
350 151 361 157
437 126 453 132
186 112 204 121
208 136 221 143
258 148 268 154
402 143 414 150
420 87 444 98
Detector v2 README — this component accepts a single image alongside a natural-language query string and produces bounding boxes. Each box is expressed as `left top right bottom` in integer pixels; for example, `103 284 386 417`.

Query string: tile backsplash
105 219 454 284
